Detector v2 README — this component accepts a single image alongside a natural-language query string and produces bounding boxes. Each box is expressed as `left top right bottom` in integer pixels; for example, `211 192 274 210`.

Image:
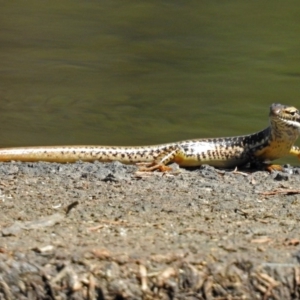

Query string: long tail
0 145 165 163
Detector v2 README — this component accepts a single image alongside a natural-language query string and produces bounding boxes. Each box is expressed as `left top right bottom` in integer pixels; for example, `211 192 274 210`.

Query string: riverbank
0 161 300 299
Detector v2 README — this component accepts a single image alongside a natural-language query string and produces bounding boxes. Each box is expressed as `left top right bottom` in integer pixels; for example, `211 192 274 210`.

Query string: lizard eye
290 110 299 115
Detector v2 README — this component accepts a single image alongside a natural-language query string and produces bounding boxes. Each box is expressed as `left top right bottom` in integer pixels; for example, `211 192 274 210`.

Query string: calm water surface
1 1 300 164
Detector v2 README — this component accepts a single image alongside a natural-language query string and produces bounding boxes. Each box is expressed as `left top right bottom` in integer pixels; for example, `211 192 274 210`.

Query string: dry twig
259 189 300 196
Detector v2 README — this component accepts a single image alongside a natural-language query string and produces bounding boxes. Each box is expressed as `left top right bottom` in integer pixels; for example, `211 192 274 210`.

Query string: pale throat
269 118 300 144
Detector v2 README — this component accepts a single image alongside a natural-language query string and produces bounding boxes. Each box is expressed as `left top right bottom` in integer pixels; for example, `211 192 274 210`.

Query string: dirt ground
1 161 300 299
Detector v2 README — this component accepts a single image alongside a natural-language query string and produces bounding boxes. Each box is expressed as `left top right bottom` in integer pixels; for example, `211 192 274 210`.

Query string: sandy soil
1 161 300 299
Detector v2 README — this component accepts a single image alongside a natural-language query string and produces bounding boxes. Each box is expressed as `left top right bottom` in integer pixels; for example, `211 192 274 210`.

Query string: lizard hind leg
137 162 172 172
137 147 184 172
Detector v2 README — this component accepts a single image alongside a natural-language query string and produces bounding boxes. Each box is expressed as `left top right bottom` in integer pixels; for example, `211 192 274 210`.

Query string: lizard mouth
270 103 300 129
278 117 300 129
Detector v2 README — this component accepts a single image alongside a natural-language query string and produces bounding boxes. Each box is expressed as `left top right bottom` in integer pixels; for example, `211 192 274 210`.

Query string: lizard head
269 103 300 130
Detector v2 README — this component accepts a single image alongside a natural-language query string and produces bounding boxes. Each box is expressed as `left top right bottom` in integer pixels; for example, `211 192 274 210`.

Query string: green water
1 1 300 165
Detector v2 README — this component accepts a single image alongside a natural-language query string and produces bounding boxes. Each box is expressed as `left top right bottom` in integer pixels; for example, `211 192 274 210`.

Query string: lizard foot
136 162 172 172
265 164 283 172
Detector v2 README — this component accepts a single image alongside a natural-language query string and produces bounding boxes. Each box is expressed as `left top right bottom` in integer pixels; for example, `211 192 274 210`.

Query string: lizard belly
177 141 247 168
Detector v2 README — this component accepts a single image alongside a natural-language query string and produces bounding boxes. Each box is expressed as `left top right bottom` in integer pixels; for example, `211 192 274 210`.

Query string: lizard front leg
253 145 300 172
252 146 283 172
266 145 300 171
289 145 300 158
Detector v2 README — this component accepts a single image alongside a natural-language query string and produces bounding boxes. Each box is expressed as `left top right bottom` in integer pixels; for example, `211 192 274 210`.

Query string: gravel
1 161 300 299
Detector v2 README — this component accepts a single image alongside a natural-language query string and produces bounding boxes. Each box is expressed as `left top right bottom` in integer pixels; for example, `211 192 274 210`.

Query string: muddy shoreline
1 161 300 299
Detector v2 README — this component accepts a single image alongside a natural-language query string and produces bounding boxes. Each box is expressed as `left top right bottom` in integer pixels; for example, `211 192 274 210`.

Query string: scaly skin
0 103 299 171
